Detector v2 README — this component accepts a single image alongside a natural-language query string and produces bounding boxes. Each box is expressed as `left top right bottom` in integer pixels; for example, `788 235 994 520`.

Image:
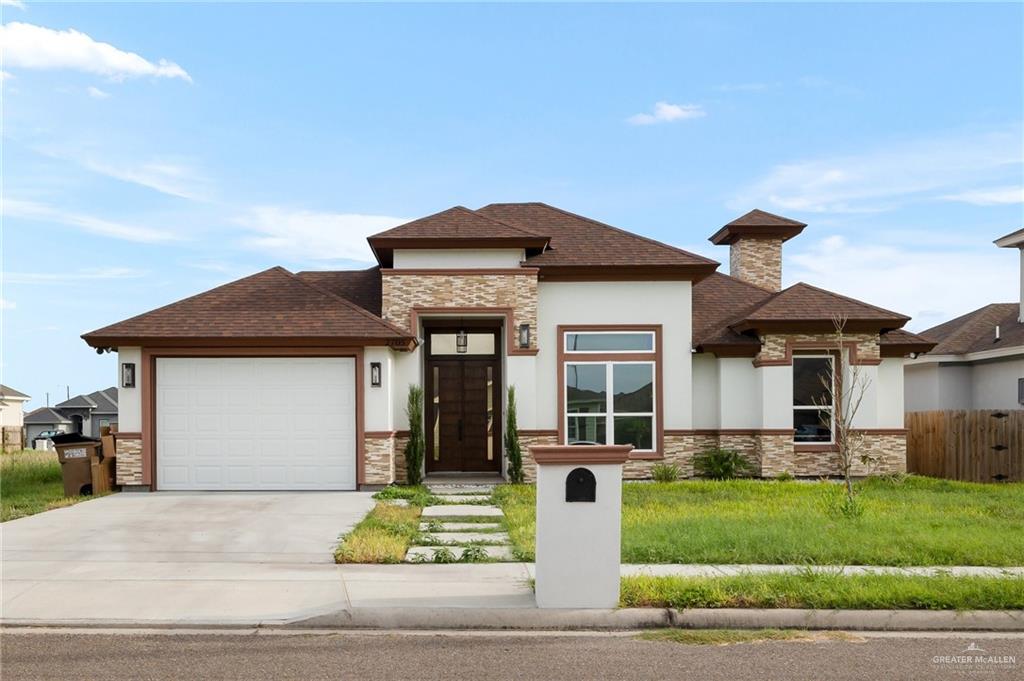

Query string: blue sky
2 1 1022 410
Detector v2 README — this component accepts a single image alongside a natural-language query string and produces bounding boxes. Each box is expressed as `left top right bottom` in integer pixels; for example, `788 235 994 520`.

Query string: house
0 384 31 452
905 228 1024 411
24 407 73 446
52 387 119 438
82 203 933 491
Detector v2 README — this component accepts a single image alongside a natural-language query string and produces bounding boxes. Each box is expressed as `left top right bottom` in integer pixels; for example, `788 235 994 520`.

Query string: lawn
620 572 1024 610
493 476 1024 566
1 449 104 522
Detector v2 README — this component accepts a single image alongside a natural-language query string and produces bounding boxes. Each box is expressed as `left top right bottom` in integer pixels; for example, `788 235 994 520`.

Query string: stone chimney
994 227 1024 323
709 209 807 291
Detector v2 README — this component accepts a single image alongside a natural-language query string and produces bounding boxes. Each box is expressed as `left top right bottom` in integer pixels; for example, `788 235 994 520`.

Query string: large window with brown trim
793 355 834 443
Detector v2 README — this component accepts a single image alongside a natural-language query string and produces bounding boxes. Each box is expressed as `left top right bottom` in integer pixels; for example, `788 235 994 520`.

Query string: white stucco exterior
117 346 142 431
363 347 393 432
392 248 525 269
906 355 1024 411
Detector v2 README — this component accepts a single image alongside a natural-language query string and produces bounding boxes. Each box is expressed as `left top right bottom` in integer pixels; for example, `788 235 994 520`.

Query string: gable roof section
82 267 415 348
87 387 118 413
995 228 1024 248
0 384 30 400
730 282 910 334
56 393 97 409
920 303 1023 355
477 202 719 280
691 273 773 354
297 267 382 317
25 407 72 425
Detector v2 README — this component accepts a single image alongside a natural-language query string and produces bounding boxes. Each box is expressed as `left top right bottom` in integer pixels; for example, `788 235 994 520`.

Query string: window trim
564 360 656 451
558 325 663 458
792 353 835 445
563 330 657 354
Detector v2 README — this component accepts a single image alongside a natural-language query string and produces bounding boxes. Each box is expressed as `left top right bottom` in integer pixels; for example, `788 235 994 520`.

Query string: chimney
994 228 1024 323
709 209 807 292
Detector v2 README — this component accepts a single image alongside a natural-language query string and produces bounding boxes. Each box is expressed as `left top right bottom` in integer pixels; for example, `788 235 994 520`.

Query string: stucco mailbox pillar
532 445 632 609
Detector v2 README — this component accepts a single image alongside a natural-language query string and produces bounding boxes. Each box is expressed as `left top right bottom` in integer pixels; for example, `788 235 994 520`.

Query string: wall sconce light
370 362 382 387
121 363 136 388
456 329 468 354
518 323 530 349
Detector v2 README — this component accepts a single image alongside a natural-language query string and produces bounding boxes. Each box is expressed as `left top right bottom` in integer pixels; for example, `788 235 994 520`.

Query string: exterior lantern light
121 363 136 388
456 330 468 353
518 323 530 349
370 362 382 387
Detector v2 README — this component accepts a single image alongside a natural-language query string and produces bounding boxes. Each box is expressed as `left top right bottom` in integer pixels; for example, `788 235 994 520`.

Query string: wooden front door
425 326 502 473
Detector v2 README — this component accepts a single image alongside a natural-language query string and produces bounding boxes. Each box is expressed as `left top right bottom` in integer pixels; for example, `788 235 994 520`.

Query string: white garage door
156 357 357 490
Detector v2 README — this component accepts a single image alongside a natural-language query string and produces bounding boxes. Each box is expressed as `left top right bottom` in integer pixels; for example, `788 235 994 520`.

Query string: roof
56 393 97 409
995 228 1024 248
297 267 382 317
730 282 910 333
0 384 30 400
24 407 71 425
82 267 416 348
691 273 772 354
87 387 118 413
476 202 719 279
709 209 807 245
920 303 1024 355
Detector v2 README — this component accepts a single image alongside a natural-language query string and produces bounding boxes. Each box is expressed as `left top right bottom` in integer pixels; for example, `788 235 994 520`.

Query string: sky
2 1 1022 410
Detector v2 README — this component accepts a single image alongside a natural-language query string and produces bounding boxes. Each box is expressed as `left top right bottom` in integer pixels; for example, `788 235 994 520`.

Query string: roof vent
995 325 1001 342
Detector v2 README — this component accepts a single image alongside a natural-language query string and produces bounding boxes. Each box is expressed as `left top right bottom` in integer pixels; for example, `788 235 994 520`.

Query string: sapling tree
404 385 425 486
505 386 524 483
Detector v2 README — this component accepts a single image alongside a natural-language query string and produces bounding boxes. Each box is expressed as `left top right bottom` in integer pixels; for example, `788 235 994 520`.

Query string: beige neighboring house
0 384 31 451
905 228 1024 411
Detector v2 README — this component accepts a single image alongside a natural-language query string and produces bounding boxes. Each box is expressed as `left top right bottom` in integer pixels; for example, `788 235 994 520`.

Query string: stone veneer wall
364 436 395 485
519 431 558 483
380 271 539 349
730 238 783 291
114 436 143 486
394 433 410 484
757 333 881 365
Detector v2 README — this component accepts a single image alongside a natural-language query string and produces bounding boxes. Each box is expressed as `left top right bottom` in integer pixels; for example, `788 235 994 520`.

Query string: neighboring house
82 203 933 491
24 407 73 446
905 228 1024 411
30 388 119 439
0 385 31 451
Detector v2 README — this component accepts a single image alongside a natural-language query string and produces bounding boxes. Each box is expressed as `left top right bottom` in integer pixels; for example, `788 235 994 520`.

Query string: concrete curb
5 609 1021 632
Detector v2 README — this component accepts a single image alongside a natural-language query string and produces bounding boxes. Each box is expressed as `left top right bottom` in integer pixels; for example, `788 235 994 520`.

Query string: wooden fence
2 426 25 453
906 410 1023 482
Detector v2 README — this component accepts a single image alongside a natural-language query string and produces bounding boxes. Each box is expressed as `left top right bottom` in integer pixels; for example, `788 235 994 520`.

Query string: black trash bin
51 433 102 497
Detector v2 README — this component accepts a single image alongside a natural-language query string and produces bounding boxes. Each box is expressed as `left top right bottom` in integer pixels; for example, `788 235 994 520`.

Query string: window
793 355 834 443
564 331 654 353
565 362 654 449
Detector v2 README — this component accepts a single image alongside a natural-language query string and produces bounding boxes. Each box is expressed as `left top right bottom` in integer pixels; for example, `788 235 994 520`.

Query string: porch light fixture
370 362 382 387
456 330 468 354
518 323 530 349
121 362 136 389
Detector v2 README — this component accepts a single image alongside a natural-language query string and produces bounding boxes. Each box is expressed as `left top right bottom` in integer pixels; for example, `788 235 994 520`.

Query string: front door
425 326 502 473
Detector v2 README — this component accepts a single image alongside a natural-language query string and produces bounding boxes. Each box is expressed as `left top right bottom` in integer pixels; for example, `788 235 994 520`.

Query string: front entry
424 324 502 474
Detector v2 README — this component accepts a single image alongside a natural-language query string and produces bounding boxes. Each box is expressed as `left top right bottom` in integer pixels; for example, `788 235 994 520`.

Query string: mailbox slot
565 467 596 502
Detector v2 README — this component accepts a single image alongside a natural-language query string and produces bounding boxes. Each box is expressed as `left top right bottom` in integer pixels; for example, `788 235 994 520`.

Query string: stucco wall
717 358 760 428
363 347 393 432
972 358 1024 409
117 346 142 431
905 357 1024 412
904 363 939 412
0 401 26 428
691 353 719 429
876 358 905 427
392 248 525 269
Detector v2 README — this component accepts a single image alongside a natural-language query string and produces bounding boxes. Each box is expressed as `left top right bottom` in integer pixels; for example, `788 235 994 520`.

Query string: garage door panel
156 357 357 491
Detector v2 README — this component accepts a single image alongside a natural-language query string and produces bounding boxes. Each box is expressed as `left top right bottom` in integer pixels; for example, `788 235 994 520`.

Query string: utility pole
46 392 50 407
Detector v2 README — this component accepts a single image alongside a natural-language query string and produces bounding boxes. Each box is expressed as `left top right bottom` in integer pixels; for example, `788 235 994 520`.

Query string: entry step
421 505 504 518
405 545 514 562
419 522 503 532
434 494 492 504
418 532 511 545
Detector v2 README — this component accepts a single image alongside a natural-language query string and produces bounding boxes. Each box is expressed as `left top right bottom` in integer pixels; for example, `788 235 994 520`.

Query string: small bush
459 545 490 562
404 385 425 485
651 463 681 483
693 448 755 480
430 547 458 563
774 471 795 482
505 386 524 483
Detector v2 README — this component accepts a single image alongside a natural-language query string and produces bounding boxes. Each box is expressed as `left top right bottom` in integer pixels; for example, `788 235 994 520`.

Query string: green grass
334 502 423 563
493 476 1024 566
637 629 856 645
620 572 1024 610
1 449 105 522
372 484 440 508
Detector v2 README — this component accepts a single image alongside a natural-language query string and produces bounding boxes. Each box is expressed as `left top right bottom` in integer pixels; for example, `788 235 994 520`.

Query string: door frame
423 320 503 474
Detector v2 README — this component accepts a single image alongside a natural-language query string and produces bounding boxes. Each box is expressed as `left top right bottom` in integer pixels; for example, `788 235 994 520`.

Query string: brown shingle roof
370 206 542 241
692 273 772 353
731 282 910 333
921 303 1024 355
878 328 937 356
297 267 382 317
477 202 718 277
82 267 414 347
709 209 807 245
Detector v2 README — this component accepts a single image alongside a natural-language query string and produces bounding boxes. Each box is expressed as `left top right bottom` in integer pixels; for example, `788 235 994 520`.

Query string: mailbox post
531 444 632 609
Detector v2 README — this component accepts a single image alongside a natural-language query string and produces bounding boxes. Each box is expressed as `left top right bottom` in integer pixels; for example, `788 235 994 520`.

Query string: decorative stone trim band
112 432 142 440
365 430 397 439
531 444 633 465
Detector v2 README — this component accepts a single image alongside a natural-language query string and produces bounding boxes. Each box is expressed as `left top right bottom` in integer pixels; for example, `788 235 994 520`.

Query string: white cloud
4 198 179 243
0 22 192 82
86 85 110 99
0 71 13 81
0 298 15 310
628 101 706 126
731 127 1022 213
941 186 1024 206
237 206 409 263
786 234 1019 332
1 0 26 9
5 268 148 284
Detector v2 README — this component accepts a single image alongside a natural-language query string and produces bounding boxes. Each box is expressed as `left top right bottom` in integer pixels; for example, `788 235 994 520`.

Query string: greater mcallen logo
932 642 1018 672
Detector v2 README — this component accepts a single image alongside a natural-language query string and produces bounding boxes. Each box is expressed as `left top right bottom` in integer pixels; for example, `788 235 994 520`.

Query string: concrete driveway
1 491 375 625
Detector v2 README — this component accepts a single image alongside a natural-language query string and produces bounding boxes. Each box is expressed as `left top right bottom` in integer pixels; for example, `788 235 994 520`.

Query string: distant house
25 388 120 443
24 407 73 446
0 385 31 451
905 228 1024 411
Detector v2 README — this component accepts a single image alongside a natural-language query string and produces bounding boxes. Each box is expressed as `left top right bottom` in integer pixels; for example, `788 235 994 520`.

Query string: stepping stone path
405 481 515 563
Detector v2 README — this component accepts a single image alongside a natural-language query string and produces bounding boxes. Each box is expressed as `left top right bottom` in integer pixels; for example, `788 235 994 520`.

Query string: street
2 630 1021 681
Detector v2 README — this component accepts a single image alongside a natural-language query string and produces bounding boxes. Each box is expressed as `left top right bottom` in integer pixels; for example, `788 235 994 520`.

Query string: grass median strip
334 503 421 563
620 572 1024 610
494 476 1024 566
1 449 105 522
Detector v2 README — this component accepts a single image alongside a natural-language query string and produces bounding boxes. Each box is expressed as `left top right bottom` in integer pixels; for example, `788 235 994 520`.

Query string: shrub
693 448 755 480
774 471 795 482
505 386 524 483
459 545 490 562
651 462 680 483
404 385 425 485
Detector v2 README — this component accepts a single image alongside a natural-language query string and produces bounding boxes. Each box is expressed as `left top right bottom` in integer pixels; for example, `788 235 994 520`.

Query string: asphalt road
2 630 1022 681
